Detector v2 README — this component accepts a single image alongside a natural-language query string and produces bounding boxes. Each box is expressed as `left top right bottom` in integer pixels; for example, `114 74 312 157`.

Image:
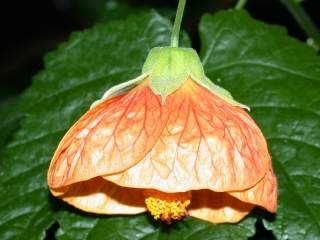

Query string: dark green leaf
55 211 255 240
200 10 320 239
0 96 23 148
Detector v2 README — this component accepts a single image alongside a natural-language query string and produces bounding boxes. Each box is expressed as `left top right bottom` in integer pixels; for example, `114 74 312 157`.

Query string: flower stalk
171 0 187 47
235 0 248 10
280 0 320 51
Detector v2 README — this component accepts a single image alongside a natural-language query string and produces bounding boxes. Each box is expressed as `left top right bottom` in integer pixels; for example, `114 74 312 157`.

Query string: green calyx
142 47 249 109
142 47 205 99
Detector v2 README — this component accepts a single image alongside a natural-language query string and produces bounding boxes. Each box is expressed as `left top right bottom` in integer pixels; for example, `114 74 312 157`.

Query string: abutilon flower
47 47 277 224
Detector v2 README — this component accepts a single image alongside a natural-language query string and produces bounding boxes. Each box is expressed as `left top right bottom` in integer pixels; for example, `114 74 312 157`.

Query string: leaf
0 12 183 240
200 10 320 239
0 96 23 148
55 211 255 240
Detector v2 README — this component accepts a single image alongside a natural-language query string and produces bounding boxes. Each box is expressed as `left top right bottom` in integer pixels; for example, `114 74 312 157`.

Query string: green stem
280 0 320 49
171 0 187 47
235 0 248 10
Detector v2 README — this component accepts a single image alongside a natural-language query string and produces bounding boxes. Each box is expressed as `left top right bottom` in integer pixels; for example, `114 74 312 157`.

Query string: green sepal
142 46 248 109
197 77 250 110
90 74 147 109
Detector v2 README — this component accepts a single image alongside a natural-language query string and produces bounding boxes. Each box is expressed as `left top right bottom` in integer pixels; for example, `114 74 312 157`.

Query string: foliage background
1 0 320 239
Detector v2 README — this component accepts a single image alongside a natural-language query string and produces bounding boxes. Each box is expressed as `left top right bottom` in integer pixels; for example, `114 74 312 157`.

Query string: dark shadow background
1 0 320 101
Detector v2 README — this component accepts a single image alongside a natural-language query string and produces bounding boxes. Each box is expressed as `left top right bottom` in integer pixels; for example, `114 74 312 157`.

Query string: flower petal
188 190 253 223
48 82 170 188
105 79 270 192
229 167 277 213
51 177 146 214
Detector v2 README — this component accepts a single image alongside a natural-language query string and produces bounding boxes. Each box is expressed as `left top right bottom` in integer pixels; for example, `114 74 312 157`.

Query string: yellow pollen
143 189 191 223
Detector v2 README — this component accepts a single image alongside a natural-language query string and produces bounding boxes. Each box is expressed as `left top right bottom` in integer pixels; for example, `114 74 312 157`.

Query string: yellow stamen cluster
143 189 191 223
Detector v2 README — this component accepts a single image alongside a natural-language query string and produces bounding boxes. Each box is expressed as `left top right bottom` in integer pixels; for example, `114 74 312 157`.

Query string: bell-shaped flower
47 47 277 224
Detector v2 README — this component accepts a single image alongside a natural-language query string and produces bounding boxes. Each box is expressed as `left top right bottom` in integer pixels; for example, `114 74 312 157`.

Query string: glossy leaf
55 211 255 240
200 10 320 239
0 96 23 148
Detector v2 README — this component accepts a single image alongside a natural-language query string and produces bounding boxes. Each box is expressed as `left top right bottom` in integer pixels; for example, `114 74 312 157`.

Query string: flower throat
143 190 192 224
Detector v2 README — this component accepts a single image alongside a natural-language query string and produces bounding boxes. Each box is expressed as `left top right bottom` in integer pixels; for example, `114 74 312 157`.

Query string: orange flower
47 47 277 224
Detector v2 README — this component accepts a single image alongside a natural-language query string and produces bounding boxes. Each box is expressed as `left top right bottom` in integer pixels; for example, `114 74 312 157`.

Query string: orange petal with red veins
105 79 271 192
48 82 170 189
51 178 146 214
188 190 254 223
229 167 277 213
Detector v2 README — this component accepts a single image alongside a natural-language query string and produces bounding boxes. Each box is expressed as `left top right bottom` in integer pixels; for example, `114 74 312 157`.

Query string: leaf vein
206 61 320 83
